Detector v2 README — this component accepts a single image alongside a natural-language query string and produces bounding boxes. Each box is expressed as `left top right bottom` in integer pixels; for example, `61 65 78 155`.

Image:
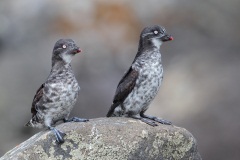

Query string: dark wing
106 67 138 117
31 83 44 117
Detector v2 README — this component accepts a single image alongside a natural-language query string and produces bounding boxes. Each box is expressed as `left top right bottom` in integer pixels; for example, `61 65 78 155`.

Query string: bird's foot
64 117 89 123
130 115 158 127
140 118 158 126
153 117 172 125
49 126 66 144
141 114 172 125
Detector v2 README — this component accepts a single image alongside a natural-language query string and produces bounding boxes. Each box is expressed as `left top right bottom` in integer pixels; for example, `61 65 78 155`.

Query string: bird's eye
62 44 67 49
153 30 158 35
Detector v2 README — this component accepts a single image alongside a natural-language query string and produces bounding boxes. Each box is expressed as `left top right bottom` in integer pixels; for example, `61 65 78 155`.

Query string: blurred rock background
0 0 239 159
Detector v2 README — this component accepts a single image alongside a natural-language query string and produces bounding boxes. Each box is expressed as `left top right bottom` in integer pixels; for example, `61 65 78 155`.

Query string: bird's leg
140 113 172 125
63 117 89 123
48 126 66 144
130 115 158 127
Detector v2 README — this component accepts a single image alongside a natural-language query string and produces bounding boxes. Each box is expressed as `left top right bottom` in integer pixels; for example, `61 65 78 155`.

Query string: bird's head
139 25 173 50
52 39 81 64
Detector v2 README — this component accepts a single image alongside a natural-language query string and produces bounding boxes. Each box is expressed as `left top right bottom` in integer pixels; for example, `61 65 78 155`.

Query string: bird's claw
141 118 158 127
71 117 89 122
49 127 66 144
55 131 66 144
64 117 89 123
140 114 172 126
153 117 172 125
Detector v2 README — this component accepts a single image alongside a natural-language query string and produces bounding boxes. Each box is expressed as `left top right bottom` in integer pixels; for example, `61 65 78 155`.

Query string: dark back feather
106 67 138 116
31 84 44 117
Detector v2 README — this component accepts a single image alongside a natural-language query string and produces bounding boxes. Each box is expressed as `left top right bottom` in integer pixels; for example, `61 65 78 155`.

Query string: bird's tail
25 120 34 127
106 105 114 117
106 102 119 117
106 111 112 117
25 116 43 128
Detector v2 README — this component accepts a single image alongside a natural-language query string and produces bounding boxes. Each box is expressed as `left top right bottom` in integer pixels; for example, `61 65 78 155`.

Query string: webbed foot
49 126 66 144
141 114 172 125
64 117 89 123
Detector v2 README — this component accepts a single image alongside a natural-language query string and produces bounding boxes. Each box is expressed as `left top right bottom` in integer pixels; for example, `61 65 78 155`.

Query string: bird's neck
138 38 162 51
135 42 161 60
151 39 162 50
51 57 71 71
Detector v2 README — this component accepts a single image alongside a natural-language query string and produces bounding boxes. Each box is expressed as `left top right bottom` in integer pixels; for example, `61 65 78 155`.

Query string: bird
106 25 173 126
25 39 88 143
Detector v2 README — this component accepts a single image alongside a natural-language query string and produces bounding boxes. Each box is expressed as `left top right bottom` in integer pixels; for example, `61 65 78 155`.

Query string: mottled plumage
107 25 173 126
25 39 88 143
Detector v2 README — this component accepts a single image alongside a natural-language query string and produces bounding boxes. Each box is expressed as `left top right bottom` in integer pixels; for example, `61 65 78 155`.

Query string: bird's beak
160 34 173 42
73 47 82 54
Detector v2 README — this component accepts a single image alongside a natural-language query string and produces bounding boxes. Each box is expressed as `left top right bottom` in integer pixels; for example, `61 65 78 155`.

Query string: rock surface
0 117 201 160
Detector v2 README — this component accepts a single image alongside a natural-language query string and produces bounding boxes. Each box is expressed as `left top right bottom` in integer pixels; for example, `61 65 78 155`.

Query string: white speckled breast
122 50 163 116
37 66 80 127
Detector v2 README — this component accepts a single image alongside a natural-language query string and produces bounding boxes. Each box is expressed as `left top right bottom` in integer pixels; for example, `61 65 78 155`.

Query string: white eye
62 44 67 49
154 30 158 34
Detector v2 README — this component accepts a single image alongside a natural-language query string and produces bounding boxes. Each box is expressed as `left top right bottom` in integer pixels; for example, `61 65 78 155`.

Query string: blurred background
0 0 239 159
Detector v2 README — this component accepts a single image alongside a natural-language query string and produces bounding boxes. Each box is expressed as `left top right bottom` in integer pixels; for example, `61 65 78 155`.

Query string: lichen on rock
0 117 201 160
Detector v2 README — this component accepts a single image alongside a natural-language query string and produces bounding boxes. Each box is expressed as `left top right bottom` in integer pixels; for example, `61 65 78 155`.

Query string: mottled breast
41 70 80 123
123 51 163 114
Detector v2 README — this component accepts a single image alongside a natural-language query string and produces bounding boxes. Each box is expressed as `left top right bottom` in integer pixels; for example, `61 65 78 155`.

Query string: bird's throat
151 39 162 50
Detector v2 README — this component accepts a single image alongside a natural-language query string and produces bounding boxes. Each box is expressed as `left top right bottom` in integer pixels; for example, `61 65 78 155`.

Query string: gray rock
0 118 201 160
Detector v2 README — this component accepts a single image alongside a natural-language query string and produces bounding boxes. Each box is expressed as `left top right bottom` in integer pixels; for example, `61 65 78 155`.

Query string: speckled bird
106 25 173 126
25 39 88 143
